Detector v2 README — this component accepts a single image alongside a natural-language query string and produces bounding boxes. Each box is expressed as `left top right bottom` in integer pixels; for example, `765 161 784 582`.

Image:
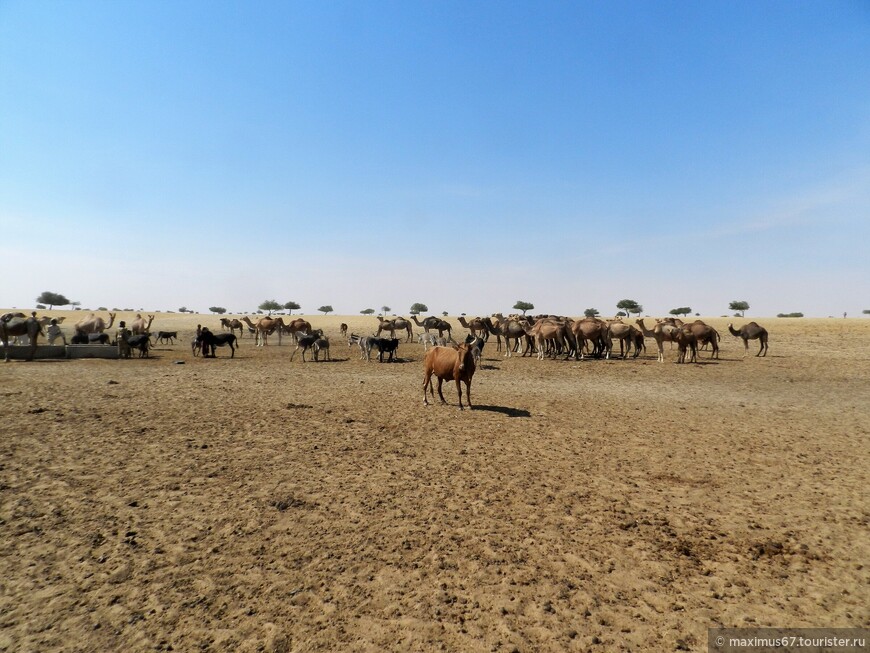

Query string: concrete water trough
65 344 120 359
1 345 68 360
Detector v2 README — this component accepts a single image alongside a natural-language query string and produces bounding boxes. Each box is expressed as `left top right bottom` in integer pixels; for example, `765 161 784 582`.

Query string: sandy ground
1 311 868 652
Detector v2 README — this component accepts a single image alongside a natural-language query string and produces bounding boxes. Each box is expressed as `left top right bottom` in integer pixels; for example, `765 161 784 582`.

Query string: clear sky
1 1 868 318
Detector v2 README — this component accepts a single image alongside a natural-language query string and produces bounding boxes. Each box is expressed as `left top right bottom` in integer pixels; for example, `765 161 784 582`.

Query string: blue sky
1 1 868 317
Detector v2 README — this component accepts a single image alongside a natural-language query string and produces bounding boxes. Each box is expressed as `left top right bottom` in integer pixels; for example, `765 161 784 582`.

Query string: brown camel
220 318 245 338
130 313 155 335
728 322 769 357
240 315 286 346
74 312 116 335
281 318 312 341
375 316 398 338
457 316 489 341
410 315 453 341
485 316 530 357
673 326 698 364
681 320 719 359
1 312 44 362
605 319 640 360
570 318 608 359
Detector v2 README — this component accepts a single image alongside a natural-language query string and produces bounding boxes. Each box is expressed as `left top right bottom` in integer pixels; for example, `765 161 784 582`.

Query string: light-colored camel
74 312 116 335
457 316 489 341
1 312 44 361
130 313 154 335
220 318 245 338
410 315 453 341
523 319 566 360
606 319 638 360
241 315 286 346
636 318 678 363
729 322 769 357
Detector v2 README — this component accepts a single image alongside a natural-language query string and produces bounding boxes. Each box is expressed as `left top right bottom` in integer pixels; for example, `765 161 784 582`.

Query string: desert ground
1 310 868 652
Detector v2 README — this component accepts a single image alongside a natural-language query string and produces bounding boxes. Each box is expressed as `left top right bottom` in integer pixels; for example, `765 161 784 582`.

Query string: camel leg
455 378 464 410
742 338 749 357
423 372 432 405
464 379 472 410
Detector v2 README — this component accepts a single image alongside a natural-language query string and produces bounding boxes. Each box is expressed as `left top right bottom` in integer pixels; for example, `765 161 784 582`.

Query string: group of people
193 324 217 357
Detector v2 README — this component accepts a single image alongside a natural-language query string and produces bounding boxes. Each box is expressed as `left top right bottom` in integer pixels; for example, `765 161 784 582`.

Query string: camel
1 313 44 361
484 316 530 357
636 318 679 363
457 316 489 341
220 318 245 338
240 315 286 346
375 316 397 338
423 344 476 410
681 320 719 359
673 326 698 364
74 312 116 335
410 315 453 341
729 322 769 357
130 313 154 335
523 319 567 360
606 320 641 360
570 318 608 359
281 318 312 342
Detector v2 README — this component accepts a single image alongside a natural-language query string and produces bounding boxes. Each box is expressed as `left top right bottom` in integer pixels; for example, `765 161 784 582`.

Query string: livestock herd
1 311 770 408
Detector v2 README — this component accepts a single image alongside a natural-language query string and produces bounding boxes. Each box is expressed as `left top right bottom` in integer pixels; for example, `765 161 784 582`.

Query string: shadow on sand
472 405 531 418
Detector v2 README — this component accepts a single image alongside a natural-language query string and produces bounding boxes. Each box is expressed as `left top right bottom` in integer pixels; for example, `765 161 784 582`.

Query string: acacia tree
284 301 300 314
318 305 333 315
381 306 391 314
36 291 70 309
209 306 227 314
360 308 375 315
669 307 692 317
513 301 534 315
616 299 642 316
729 301 749 317
410 303 428 315
584 308 600 318
259 300 282 315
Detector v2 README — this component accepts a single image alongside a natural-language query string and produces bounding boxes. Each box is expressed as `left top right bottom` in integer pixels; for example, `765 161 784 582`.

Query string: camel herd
1 308 770 367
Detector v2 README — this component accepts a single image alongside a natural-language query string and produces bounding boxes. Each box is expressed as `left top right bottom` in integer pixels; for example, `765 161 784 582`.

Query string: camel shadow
472 405 531 418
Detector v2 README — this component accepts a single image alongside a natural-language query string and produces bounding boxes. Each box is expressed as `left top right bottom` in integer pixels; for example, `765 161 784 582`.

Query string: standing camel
240 316 286 346
636 318 678 363
74 312 116 336
130 314 154 335
410 315 454 342
1 312 43 361
728 322 769 357
457 316 489 341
